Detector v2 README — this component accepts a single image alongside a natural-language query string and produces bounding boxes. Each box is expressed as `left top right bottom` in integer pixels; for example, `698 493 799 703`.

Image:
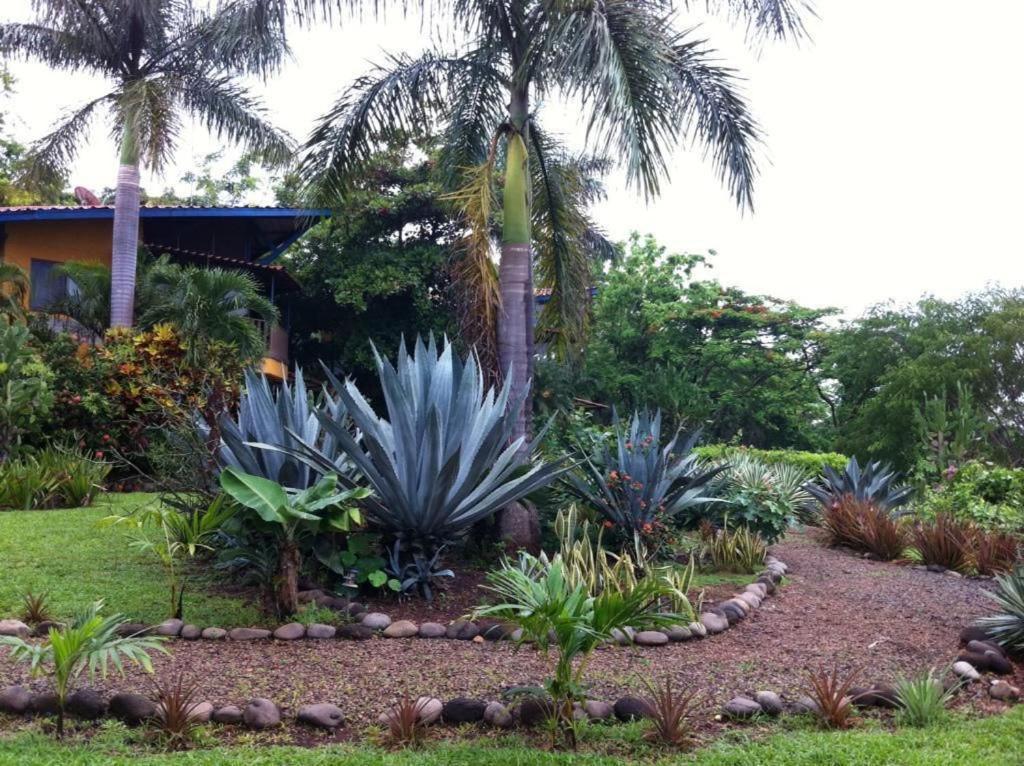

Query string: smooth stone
346 602 367 616
189 701 214 724
67 689 107 719
613 696 650 722
756 577 777 594
446 620 480 640
155 618 184 637
851 686 899 709
958 650 1013 676
990 681 1020 701
273 622 306 641
968 640 1007 658
116 622 150 637
201 627 227 640
483 701 514 728
744 583 768 598
754 690 784 716
360 612 392 630
383 620 418 638
792 695 820 714
700 612 729 634
952 661 981 682
737 592 761 609
307 623 336 639
724 697 762 719
30 691 59 715
297 703 345 729
0 685 32 715
688 621 708 638
0 619 30 638
634 630 669 646
665 625 693 641
416 697 443 725
516 696 554 727
441 697 487 724
477 620 515 641
33 620 63 637
229 627 271 641
960 625 993 645
728 597 752 613
337 624 374 641
212 705 243 724
510 628 524 642
109 692 157 724
583 699 615 721
609 627 635 645
419 622 447 638
180 624 201 640
243 698 281 729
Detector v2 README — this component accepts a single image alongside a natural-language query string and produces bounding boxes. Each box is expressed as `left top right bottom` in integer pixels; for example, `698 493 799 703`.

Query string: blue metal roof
0 205 330 223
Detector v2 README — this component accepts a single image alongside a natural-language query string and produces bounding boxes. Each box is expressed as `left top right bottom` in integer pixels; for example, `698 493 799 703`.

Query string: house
0 204 329 379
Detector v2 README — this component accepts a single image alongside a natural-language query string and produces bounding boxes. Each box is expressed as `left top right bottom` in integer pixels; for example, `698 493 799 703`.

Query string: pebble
634 630 669 646
383 620 418 638
360 612 392 630
723 696 762 719
273 622 306 641
754 690 784 716
297 703 345 729
952 661 981 682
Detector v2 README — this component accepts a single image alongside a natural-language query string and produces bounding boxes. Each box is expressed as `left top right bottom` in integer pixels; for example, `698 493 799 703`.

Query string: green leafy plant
0 601 166 738
314 532 399 596
715 455 812 542
701 521 767 574
277 336 565 577
0 453 60 509
474 552 680 749
553 505 640 597
20 591 53 625
219 467 370 616
893 668 957 728
976 567 1024 653
0 321 53 461
291 603 346 628
385 542 453 601
565 409 724 559
639 677 701 747
804 663 860 730
695 445 848 475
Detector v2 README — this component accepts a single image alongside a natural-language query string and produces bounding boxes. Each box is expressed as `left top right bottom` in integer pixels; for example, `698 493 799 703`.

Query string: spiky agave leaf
805 457 913 513
977 567 1024 653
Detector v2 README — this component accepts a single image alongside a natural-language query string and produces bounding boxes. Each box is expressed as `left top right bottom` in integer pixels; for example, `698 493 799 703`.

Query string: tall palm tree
0 0 294 328
0 262 29 323
299 0 812 546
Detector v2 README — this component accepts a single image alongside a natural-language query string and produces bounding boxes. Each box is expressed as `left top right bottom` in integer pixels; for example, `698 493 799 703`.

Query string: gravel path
1 533 1014 731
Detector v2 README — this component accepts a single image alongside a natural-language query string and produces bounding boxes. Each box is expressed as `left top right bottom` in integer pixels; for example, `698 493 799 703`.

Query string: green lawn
1 708 1022 765
0 493 260 626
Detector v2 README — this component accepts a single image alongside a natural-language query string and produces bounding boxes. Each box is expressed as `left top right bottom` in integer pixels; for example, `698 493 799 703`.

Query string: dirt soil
2 533 1018 741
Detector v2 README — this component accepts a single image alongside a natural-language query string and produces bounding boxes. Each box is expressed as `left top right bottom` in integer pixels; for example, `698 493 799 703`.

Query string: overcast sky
2 1 1022 317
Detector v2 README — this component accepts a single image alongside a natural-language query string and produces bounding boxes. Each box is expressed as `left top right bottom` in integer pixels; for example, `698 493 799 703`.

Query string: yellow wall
2 219 115 274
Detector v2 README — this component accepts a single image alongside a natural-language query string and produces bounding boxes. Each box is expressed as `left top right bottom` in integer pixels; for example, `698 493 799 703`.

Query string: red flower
94 450 104 459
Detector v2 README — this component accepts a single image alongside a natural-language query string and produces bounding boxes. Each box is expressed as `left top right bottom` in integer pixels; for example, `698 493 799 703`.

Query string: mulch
1 532 1019 743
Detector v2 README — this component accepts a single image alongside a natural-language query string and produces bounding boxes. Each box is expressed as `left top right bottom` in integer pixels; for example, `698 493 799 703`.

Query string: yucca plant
703 522 767 574
565 410 724 559
639 677 701 747
275 336 566 568
553 505 639 597
976 567 1024 653
0 601 167 738
893 668 957 728
805 457 913 514
474 553 681 750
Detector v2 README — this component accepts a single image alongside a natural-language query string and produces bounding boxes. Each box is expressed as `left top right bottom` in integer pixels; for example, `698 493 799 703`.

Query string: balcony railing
249 318 288 365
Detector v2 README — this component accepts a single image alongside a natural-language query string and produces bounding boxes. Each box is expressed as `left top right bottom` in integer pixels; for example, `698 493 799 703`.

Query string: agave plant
564 410 724 552
275 336 566 563
976 567 1024 653
805 457 913 515
200 367 352 490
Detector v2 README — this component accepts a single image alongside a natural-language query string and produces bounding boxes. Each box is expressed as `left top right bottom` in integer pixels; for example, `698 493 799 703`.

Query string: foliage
103 495 236 620
20 591 52 625
820 497 908 561
977 567 1024 653
695 445 849 475
0 321 53 459
713 455 813 542
804 664 860 730
914 461 1024 532
381 692 430 748
911 515 972 572
564 409 723 559
474 553 681 749
0 262 29 324
971 530 1019 577
913 382 988 485
552 506 640 598
639 677 701 747
219 468 370 616
700 523 767 574
290 603 346 628
150 674 204 750
805 457 913 515
0 445 110 510
893 669 957 728
315 532 399 597
0 600 166 737
279 336 565 565
384 542 453 602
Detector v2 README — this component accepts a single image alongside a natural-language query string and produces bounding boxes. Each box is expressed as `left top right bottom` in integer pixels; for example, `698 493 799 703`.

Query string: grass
2 708 1022 765
0 493 260 626
689 572 754 590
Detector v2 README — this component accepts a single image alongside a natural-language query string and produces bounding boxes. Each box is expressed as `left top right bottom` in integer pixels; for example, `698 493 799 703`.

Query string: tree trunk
276 541 300 618
110 132 141 328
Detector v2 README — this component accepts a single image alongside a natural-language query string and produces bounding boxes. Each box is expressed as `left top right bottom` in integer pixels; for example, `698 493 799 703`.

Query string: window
29 259 71 310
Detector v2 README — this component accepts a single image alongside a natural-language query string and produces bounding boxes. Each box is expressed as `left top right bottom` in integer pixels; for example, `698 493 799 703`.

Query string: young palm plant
474 553 680 749
0 0 292 328
0 601 167 738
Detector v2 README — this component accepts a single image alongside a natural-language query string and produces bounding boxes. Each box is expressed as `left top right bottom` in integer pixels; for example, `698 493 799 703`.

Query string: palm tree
299 0 812 546
0 262 28 323
0 0 294 328
139 255 279 362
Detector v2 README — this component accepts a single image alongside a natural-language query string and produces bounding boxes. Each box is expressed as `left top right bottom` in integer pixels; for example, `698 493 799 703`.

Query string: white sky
2 0 1022 317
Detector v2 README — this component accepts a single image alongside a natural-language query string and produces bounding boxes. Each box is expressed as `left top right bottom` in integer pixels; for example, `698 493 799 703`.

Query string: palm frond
22 94 112 184
0 21 114 74
113 76 182 171
690 0 816 42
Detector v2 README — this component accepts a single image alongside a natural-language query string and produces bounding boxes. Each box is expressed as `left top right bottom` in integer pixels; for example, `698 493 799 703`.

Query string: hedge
695 445 848 475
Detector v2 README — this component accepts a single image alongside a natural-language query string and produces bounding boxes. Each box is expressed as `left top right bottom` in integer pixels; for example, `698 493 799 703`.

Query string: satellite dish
74 186 102 206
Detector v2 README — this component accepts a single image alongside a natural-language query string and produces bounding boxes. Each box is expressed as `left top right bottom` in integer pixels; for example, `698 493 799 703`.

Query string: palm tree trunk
110 129 141 328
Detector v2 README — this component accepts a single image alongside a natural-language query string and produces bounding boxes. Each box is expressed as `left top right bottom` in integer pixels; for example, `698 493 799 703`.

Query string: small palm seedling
381 692 431 747
893 669 957 728
20 592 53 625
0 601 167 738
804 663 860 729
639 677 701 747
152 674 205 750
976 567 1024 653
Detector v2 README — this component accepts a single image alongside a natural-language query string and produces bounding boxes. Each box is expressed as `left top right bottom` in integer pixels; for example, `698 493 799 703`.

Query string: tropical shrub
915 461 1024 532
821 497 908 561
219 468 370 616
474 553 680 749
150 674 205 750
552 505 639 595
0 601 166 738
0 446 110 510
279 336 565 577
639 677 700 747
0 321 53 459
893 669 957 728
911 515 972 572
971 530 1019 576
564 409 724 561
976 567 1024 653
696 445 848 475
713 455 813 542
803 663 860 729
805 457 913 517
700 522 767 574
